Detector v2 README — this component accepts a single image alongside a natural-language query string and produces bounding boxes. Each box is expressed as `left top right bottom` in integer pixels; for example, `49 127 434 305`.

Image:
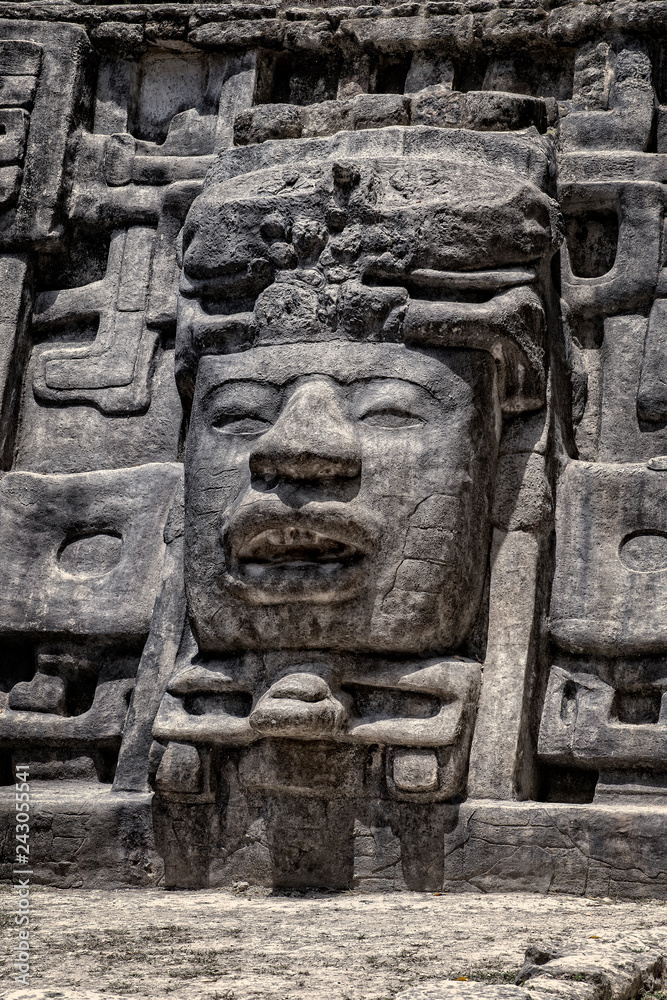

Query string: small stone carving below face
184 341 500 655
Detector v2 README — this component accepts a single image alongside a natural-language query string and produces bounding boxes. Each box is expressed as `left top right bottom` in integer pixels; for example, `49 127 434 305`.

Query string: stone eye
212 414 271 435
359 408 424 428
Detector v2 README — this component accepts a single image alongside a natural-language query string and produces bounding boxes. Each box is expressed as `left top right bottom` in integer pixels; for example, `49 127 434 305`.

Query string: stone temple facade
2 0 667 896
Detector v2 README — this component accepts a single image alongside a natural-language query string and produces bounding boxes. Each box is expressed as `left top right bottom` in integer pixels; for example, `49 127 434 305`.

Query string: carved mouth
225 515 371 603
237 526 361 573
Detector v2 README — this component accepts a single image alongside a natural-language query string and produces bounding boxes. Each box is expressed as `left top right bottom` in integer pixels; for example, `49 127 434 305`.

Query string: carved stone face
184 341 500 654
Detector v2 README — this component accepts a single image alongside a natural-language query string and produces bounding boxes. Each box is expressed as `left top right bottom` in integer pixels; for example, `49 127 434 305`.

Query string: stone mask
185 341 500 654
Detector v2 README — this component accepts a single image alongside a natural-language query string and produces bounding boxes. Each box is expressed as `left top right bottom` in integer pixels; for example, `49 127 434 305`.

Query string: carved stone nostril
268 672 331 702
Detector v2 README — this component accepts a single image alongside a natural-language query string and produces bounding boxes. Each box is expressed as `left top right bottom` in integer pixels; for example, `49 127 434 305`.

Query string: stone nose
249 380 361 481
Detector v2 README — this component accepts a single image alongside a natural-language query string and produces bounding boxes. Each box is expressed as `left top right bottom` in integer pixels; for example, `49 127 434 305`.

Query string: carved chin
226 524 367 604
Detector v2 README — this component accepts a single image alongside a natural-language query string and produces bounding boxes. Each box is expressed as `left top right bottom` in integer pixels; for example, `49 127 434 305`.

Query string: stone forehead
177 127 555 413
194 342 495 401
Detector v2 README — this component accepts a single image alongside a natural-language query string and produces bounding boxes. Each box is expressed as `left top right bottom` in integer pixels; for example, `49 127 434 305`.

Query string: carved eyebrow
353 376 440 403
199 380 283 406
200 372 443 406
280 374 443 400
199 373 442 401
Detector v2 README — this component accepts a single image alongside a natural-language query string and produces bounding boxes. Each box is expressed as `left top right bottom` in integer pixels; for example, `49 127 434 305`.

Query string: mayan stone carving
3 0 667 895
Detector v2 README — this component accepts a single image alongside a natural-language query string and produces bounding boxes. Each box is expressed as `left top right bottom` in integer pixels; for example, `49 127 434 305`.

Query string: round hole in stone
619 530 667 573
58 530 123 578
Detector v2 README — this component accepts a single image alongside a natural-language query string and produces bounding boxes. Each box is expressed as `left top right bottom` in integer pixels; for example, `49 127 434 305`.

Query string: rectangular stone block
0 74 38 107
550 460 667 655
0 463 182 641
445 801 667 898
0 39 41 76
0 783 162 888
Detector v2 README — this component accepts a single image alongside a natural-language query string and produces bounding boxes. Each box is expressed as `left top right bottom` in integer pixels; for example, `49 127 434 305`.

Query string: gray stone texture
2 0 667 896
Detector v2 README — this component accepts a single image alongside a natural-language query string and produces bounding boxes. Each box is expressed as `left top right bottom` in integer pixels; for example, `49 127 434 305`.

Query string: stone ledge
445 800 667 898
0 782 163 888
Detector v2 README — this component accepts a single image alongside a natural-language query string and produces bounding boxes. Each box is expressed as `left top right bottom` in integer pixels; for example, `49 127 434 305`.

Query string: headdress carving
176 126 562 414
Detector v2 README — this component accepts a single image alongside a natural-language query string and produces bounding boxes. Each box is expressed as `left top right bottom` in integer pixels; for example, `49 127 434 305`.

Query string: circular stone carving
58 531 122 577
619 531 667 573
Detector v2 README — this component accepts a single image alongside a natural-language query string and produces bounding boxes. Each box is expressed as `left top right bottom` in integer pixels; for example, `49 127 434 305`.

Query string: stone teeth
239 526 354 562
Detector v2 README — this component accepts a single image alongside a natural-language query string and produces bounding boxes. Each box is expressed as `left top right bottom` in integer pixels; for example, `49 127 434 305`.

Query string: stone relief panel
2 0 667 895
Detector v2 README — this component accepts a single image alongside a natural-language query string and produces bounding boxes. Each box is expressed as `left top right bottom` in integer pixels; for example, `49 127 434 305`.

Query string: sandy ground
2 887 667 999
